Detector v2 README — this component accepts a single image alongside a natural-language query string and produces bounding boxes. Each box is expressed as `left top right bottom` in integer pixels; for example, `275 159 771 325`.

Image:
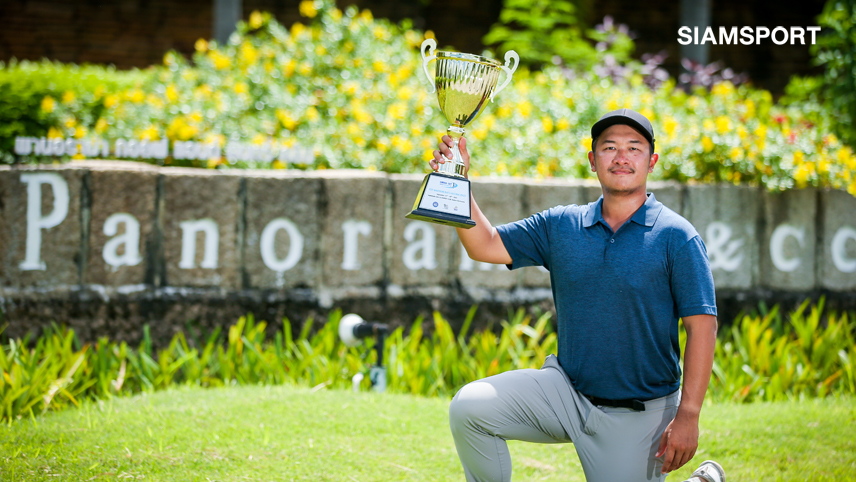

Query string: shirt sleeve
495 209 553 270
670 235 718 318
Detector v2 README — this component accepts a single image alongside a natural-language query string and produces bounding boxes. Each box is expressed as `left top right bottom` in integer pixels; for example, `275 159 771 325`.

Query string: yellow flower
360 9 373 22
195 38 208 52
299 1 317 18
387 102 406 120
744 99 756 119
663 116 678 139
239 42 258 66
472 127 488 141
139 125 159 140
541 117 554 133
272 160 287 169
298 62 312 76
128 89 145 104
729 147 743 161
703 119 715 132
41 96 56 113
95 118 108 133
64 117 77 128
606 99 620 111
306 106 320 122
277 109 297 130
234 82 249 95
74 127 87 139
793 151 805 165
104 94 119 109
640 108 654 122
166 84 179 102
284 59 296 77
581 136 592 151
556 118 570 131
497 105 512 118
210 50 231 70
702 136 714 153
517 100 532 118
62 91 75 105
391 135 413 153
737 125 748 140
715 116 731 134
47 127 63 139
249 10 264 28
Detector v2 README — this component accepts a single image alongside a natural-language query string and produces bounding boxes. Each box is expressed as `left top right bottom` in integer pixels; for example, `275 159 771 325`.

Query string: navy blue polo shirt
496 193 717 401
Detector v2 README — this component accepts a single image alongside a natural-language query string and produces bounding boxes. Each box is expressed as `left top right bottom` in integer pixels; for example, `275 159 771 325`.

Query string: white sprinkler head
339 313 365 347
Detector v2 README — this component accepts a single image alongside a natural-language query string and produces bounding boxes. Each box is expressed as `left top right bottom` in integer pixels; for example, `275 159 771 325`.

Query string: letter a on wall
102 213 143 271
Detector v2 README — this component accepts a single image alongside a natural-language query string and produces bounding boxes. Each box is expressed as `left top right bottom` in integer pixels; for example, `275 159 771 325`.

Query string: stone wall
1 161 855 343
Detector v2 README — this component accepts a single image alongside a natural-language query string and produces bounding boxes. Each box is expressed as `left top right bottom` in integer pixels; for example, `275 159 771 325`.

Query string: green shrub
0 59 148 164
1 300 854 422
813 0 856 147
4 0 856 194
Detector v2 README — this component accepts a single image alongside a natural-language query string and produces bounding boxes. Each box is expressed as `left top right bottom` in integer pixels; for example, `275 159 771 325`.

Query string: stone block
648 181 684 216
685 184 761 290
161 168 241 288
243 171 322 290
0 166 85 288
454 178 523 290
321 170 388 287
760 189 817 290
84 162 158 287
389 174 455 287
820 189 856 290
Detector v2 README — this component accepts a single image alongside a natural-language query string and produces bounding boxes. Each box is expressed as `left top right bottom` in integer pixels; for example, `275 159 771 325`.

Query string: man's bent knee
449 380 501 430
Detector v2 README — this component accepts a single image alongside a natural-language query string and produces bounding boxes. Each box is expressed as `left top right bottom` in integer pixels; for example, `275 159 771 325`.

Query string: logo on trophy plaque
405 39 519 229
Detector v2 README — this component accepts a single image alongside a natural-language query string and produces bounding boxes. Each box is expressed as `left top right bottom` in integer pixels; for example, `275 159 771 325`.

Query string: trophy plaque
406 39 519 229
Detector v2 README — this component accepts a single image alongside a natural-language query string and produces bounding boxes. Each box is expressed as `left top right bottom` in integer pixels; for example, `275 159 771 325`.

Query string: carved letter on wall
260 218 304 272
102 213 142 271
402 221 437 271
831 227 856 273
770 224 805 272
19 173 69 271
341 220 372 271
705 222 745 272
179 219 219 269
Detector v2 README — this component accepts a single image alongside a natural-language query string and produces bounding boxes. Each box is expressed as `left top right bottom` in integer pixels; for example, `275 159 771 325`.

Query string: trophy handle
490 50 519 102
421 39 437 94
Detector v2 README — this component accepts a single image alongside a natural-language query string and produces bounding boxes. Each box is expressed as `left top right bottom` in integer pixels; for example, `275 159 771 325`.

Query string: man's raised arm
430 136 512 265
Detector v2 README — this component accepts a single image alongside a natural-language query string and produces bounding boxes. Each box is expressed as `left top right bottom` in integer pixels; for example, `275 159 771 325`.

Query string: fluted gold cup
406 39 519 228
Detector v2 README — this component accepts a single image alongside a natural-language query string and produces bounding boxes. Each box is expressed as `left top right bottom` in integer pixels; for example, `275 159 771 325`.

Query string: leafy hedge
0 59 148 164
1 300 854 422
2 0 855 194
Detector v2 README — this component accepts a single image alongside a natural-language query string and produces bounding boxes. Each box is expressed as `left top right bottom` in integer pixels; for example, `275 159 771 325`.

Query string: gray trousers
449 355 683 482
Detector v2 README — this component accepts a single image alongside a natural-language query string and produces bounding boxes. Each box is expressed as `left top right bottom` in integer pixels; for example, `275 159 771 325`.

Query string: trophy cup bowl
406 39 518 229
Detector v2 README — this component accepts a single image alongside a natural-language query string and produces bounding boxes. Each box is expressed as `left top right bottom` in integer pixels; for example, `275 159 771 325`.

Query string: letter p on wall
19 173 69 271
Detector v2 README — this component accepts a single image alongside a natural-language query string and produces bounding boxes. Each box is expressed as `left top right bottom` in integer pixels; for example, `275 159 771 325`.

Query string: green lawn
1 386 854 481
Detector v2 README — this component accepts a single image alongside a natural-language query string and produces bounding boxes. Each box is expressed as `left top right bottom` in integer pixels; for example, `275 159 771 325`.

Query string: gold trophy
406 39 519 228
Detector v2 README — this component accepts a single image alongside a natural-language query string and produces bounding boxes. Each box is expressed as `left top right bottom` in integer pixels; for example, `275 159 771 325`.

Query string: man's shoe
691 460 725 482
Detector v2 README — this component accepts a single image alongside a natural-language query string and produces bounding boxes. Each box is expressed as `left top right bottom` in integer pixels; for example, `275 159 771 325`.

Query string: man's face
588 124 658 196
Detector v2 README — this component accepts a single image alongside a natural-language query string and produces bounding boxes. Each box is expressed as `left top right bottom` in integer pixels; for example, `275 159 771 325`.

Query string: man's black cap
590 108 655 152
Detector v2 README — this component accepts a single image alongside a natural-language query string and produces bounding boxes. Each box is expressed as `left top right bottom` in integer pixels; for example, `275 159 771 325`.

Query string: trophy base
405 172 476 229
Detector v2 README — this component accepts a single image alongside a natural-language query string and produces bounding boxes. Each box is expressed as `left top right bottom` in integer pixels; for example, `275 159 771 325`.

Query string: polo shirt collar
583 193 663 228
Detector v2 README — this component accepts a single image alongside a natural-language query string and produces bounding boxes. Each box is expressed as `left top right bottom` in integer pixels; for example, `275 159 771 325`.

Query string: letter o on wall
260 218 303 272
831 227 856 273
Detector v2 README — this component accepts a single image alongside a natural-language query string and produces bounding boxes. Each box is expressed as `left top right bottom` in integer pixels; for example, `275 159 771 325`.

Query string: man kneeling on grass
430 109 726 482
